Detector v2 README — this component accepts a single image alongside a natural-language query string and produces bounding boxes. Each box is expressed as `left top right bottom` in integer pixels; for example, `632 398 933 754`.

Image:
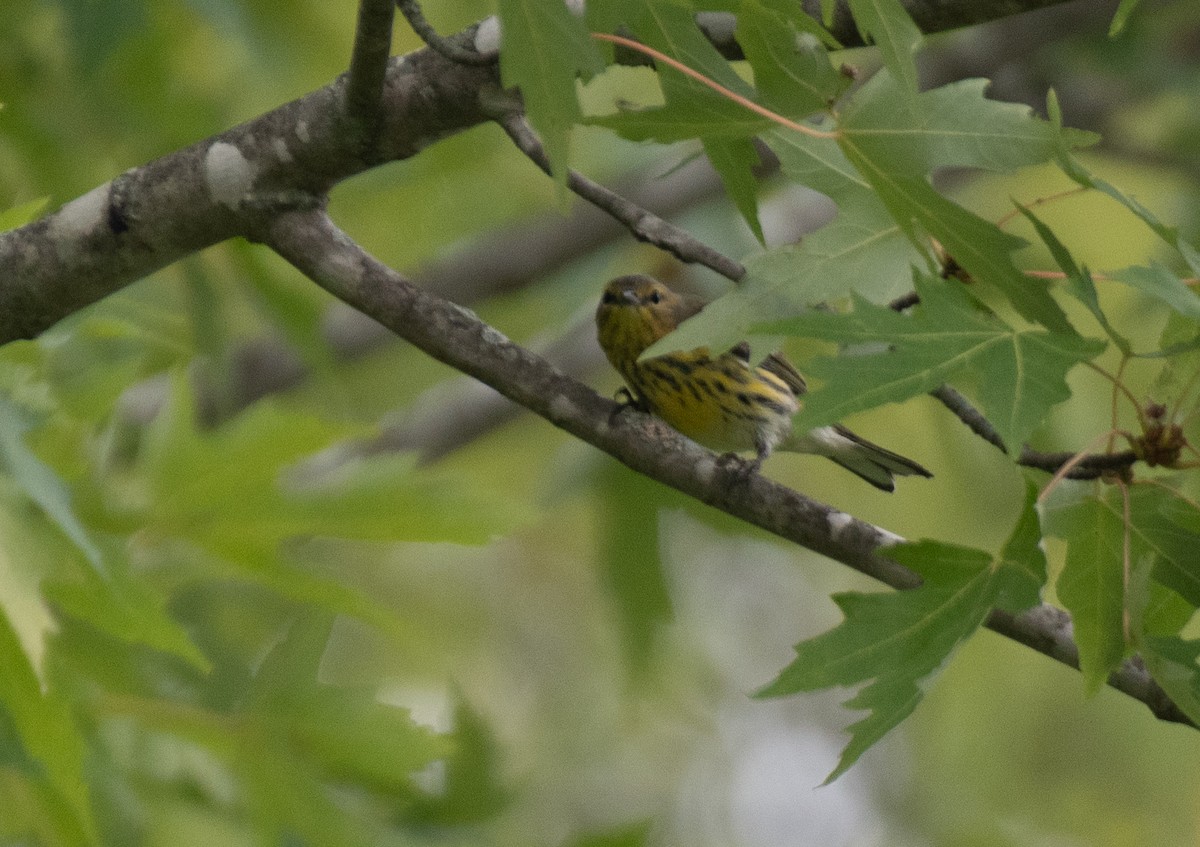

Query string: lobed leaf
1042 488 1133 694
760 274 1104 450
760 486 1044 781
498 0 603 178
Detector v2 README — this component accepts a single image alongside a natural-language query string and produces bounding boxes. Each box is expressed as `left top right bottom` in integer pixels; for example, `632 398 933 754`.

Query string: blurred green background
3 0 1200 844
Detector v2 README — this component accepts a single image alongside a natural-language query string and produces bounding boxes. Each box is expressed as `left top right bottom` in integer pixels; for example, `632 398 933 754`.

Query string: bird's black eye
602 291 618 305
648 290 662 304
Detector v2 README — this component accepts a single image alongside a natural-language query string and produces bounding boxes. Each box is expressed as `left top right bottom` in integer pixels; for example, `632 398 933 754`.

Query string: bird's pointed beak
620 289 640 305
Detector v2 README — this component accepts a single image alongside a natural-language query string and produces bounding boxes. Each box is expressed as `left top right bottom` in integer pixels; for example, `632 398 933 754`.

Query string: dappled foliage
4 0 1200 845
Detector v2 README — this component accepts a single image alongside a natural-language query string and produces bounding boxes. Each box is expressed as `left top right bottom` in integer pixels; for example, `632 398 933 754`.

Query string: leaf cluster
500 0 1200 778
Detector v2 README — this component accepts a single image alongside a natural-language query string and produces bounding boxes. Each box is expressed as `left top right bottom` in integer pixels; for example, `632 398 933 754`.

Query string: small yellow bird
596 274 931 491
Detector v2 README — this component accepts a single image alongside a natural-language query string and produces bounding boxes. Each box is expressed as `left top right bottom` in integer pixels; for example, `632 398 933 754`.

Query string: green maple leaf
638 0 767 239
1150 489 1200 607
760 483 1045 781
759 274 1104 450
845 0 921 96
737 0 845 117
84 378 524 636
498 0 602 178
1048 490 1131 694
644 71 1096 360
839 71 1096 332
1044 485 1200 696
640 129 918 359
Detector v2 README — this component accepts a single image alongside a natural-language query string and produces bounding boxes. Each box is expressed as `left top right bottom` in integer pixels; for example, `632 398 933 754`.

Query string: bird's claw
717 451 761 483
609 387 649 426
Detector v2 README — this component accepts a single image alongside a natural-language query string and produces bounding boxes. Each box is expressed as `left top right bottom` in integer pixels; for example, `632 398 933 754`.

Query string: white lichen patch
295 120 311 144
474 16 501 55
204 142 256 209
826 510 854 540
315 249 365 291
549 394 579 423
565 0 585 16
872 525 905 547
271 137 293 163
693 454 717 486
50 182 111 242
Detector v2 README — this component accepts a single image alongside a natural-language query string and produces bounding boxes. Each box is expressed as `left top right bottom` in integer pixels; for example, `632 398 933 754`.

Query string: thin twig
1019 446 1138 479
930 385 1007 452
345 0 397 155
929 384 1140 479
492 108 746 281
396 0 497 65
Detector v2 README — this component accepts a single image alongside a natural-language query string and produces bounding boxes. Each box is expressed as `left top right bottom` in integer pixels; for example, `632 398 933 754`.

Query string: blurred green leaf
407 697 510 826
0 197 49 232
1108 0 1142 35
43 562 210 672
595 463 674 674
760 486 1044 781
249 615 448 795
0 397 104 574
56 0 148 73
0 609 95 843
128 379 520 567
1110 263 1200 320
570 820 654 847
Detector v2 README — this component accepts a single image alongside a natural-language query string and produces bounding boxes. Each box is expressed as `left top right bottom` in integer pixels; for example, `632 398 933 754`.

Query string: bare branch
0 35 500 344
929 384 1140 479
263 206 1191 730
344 0 397 157
492 108 747 281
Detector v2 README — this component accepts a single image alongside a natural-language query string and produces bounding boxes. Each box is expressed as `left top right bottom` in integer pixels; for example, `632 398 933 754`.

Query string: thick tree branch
263 206 1192 730
0 33 500 344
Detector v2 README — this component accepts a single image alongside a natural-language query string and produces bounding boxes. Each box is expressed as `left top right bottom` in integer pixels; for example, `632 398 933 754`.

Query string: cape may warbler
596 274 931 492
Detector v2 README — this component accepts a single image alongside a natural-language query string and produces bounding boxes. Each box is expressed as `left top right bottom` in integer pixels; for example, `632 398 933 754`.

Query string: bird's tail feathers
784 425 932 493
